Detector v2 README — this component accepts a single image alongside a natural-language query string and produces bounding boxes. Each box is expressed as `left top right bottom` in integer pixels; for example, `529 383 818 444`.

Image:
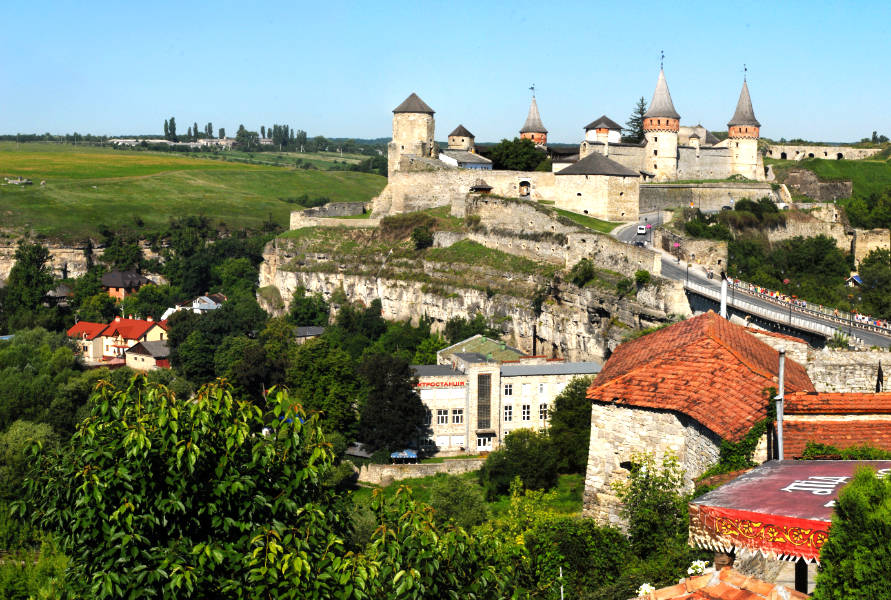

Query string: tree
412 334 448 364
858 248 891 319
21 378 353 598
295 129 307 151
187 125 193 140
213 335 267 399
288 288 329 327
163 119 169 140
218 127 225 139
623 97 648 143
0 420 59 500
428 474 488 529
101 236 143 271
443 314 500 343
548 376 595 473
411 227 434 250
206 122 213 137
3 241 54 319
121 284 180 321
168 116 177 142
357 354 427 452
488 137 546 170
812 467 891 599
479 429 558 499
77 292 117 323
261 125 266 139
193 121 199 141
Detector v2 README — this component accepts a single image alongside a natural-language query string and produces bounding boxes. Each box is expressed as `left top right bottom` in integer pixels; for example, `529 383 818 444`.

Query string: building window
424 409 432 426
522 404 530 421
538 383 546 395
503 383 513 396
522 383 531 396
504 405 513 422
477 373 491 429
540 403 548 421
452 409 463 424
653 149 658 156
437 409 449 425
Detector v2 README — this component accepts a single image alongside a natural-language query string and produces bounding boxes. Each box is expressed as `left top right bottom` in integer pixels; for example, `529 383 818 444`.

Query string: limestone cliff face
259 240 690 363
0 242 96 281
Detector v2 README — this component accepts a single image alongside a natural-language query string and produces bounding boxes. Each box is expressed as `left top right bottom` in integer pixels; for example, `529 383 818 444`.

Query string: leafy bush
411 226 434 250
428 474 488 529
634 269 651 287
569 258 596 287
548 377 595 473
801 441 891 460
479 429 558 500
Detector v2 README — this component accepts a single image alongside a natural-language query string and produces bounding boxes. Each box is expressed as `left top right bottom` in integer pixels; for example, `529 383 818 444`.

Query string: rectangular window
503 383 513 396
437 409 449 425
436 435 450 448
522 404 530 421
504 405 512 422
452 409 464 424
424 409 432 426
477 374 491 429
522 383 531 396
540 403 548 421
538 383 546 395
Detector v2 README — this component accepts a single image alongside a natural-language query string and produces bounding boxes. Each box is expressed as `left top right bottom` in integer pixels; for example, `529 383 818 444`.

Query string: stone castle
372 68 766 222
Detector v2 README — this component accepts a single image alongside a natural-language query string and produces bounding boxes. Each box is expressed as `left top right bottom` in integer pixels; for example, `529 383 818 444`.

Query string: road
611 221 891 348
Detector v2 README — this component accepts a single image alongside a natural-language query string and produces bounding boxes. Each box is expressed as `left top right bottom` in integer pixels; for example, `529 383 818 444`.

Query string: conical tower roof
393 93 435 114
449 124 474 138
520 97 548 134
727 80 760 128
643 69 680 120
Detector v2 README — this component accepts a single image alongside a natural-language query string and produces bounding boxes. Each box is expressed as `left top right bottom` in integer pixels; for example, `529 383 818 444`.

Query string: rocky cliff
259 236 691 363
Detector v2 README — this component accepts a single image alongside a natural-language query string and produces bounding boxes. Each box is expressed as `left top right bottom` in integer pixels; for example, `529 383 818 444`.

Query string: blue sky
1 1 889 143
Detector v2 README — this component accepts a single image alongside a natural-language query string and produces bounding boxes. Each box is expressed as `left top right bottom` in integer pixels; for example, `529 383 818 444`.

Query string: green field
0 142 386 240
220 149 371 170
552 207 621 233
767 155 891 199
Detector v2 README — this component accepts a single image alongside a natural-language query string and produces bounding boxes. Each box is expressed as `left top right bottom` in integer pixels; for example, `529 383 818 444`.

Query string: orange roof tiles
786 391 891 414
783 419 891 458
67 321 107 340
588 312 814 441
635 567 809 600
101 318 163 341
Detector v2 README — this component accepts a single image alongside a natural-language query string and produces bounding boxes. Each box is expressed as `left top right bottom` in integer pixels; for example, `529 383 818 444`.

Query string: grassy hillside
768 154 891 199
0 142 386 240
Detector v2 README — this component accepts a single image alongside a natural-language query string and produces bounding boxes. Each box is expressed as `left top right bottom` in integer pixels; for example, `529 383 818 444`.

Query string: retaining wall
357 458 485 486
640 183 776 213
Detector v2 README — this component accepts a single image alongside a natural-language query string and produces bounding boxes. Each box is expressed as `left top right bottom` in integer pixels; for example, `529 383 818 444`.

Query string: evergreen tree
623 97 648 143
193 121 199 140
357 354 427 452
3 241 54 319
187 125 192 140
812 467 891 599
218 127 225 139
163 119 169 140
548 376 595 473
261 125 266 139
168 116 177 142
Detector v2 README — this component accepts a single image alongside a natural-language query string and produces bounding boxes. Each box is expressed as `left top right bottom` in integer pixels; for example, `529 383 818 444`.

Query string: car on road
636 225 647 235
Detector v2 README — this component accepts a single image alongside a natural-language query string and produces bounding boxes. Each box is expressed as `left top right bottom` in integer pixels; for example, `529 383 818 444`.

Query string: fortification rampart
639 182 776 213
765 145 881 161
782 169 852 202
676 146 734 180
764 211 852 252
654 230 728 271
854 228 890 265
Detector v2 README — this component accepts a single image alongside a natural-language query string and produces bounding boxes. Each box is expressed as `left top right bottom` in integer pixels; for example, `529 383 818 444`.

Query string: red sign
416 380 465 388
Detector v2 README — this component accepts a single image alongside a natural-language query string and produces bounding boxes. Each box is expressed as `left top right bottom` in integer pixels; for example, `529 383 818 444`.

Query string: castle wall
783 169 852 202
763 211 851 253
553 174 639 221
654 229 728 271
853 228 891 265
639 182 775 213
765 145 881 161
596 144 645 174
677 146 734 180
582 402 722 527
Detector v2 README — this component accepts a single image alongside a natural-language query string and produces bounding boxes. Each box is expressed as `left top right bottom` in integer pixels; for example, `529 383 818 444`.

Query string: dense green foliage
569 258 597 287
22 378 353 599
622 97 648 144
287 287 330 326
548 376 595 473
479 429 559 500
487 137 548 171
427 473 488 529
812 467 891 599
443 313 501 343
857 248 891 318
699 416 771 480
800 441 891 460
357 354 428 452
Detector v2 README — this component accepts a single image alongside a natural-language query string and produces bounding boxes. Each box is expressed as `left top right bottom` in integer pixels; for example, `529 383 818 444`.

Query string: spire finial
744 63 747 81
660 50 664 70
529 83 535 97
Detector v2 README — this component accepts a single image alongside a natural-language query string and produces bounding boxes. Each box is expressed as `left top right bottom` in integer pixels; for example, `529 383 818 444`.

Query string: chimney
147 316 153 323
115 316 122 322
775 349 786 460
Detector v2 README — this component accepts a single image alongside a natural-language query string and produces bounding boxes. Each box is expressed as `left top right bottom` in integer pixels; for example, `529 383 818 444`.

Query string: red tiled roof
67 321 107 340
588 312 814 441
786 391 891 414
783 419 891 458
635 567 808 600
100 318 162 341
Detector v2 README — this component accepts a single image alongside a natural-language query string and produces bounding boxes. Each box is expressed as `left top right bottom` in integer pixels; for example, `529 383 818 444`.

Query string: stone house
783 391 891 457
99 316 168 360
66 321 107 363
582 311 814 527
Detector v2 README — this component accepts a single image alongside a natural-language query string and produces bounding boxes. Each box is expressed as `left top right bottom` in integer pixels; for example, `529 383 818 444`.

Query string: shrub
411 226 434 250
428 474 488 529
569 258 596 287
634 269 651 287
479 429 558 500
548 377 595 473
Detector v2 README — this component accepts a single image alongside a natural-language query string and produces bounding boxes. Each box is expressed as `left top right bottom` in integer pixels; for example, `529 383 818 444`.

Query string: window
522 404 530 421
522 383 531 396
540 403 548 421
452 409 464 424
477 374 491 429
538 383 546 395
477 435 493 451
653 149 658 156
437 409 449 425
436 435 450 448
503 383 513 396
424 409 432 426
504 405 513 422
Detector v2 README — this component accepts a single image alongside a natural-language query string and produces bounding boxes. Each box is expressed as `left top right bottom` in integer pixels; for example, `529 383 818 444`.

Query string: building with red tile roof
67 321 108 362
783 391 891 457
632 567 808 600
98 316 168 360
583 311 815 526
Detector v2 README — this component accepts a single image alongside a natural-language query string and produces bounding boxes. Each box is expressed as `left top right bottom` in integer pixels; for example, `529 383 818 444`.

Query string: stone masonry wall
853 228 890 265
582 403 721 528
782 169 852 202
677 146 734 180
655 229 728 271
764 211 852 252
639 183 775 213
765 145 880 161
357 458 484 486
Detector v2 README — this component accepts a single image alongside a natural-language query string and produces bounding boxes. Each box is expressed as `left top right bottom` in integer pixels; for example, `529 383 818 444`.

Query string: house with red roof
582 311 815 526
66 321 107 362
99 316 168 360
783 391 891 457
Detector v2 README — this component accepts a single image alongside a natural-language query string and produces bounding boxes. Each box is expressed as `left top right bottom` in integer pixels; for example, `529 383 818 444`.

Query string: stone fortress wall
765 144 881 161
782 169 852 202
639 182 777 213
357 458 484 486
853 228 890 265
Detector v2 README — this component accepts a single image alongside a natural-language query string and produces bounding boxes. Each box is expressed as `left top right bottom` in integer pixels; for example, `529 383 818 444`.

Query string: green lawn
767 155 891 199
426 239 557 277
552 208 621 233
220 149 370 170
0 142 386 240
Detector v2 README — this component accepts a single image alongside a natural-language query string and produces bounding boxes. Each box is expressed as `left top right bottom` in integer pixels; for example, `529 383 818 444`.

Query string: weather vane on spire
744 64 747 81
660 50 664 70
529 84 535 97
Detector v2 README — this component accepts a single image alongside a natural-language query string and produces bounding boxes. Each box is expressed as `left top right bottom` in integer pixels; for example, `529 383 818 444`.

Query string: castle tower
727 78 762 180
448 124 475 151
642 69 680 181
520 94 548 146
389 92 436 175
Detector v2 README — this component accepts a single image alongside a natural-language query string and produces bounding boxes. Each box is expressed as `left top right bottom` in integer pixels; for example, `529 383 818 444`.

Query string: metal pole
776 349 785 461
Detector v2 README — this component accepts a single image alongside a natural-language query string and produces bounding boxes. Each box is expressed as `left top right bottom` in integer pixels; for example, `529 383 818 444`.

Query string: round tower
447 124 475 151
389 92 435 175
727 79 762 180
642 69 680 181
520 94 548 146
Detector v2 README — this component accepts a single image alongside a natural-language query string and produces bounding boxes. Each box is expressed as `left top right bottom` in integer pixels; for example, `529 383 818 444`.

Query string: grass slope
0 142 386 240
768 155 891 199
